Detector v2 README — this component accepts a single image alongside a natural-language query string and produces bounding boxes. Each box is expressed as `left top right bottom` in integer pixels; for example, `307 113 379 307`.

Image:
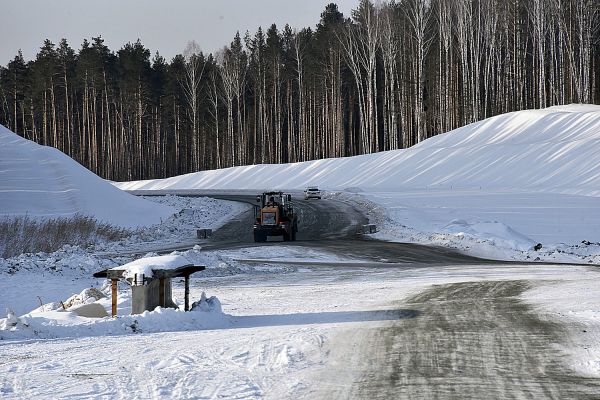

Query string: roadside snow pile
356 190 600 262
442 219 537 251
0 296 229 340
94 195 249 256
173 244 370 277
0 124 174 228
197 244 364 265
143 194 246 230
191 292 222 313
0 244 123 276
62 288 106 309
0 309 27 331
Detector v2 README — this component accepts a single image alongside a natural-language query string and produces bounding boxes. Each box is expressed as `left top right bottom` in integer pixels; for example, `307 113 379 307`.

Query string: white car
304 187 321 199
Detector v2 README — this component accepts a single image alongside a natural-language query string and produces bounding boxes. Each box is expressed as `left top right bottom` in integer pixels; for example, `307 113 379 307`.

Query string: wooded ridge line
1 1 598 181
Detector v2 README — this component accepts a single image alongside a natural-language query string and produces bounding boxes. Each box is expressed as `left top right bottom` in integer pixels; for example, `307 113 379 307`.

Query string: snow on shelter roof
94 255 204 279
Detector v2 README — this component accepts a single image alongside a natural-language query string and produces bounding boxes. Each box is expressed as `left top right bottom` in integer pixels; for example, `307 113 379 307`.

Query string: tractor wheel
254 231 266 242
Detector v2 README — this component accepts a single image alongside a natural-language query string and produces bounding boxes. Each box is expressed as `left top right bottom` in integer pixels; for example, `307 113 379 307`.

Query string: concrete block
197 228 213 239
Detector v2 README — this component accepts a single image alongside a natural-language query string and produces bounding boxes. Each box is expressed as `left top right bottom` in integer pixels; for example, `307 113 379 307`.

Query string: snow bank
442 219 536 251
0 124 175 227
0 300 229 340
115 105 600 195
350 190 600 263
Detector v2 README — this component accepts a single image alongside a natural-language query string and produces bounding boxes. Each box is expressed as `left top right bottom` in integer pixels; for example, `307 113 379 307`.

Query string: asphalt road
130 190 598 398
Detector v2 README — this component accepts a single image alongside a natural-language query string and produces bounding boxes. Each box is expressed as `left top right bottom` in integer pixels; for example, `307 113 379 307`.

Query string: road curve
131 189 493 266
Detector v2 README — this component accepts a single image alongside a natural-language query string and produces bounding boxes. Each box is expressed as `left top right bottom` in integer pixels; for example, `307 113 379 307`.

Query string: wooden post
159 278 165 307
111 279 118 317
184 274 190 311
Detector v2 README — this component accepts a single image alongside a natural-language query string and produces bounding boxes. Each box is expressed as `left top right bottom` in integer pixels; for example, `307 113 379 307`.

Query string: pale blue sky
0 0 357 64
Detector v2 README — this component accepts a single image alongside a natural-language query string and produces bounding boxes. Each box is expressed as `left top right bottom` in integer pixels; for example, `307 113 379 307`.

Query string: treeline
1 0 598 181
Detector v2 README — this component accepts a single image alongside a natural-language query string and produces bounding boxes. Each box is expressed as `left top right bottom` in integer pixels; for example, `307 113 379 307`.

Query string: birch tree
405 0 431 142
181 41 205 169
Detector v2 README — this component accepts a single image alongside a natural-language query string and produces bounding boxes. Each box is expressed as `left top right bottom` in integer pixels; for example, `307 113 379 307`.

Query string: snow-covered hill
0 124 174 228
116 104 600 195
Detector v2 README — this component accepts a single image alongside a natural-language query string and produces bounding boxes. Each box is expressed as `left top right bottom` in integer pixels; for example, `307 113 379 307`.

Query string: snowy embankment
0 131 249 313
0 124 174 228
117 104 600 195
116 104 600 263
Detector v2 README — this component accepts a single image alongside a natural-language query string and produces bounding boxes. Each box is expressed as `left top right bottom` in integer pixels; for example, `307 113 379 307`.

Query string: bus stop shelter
93 255 205 316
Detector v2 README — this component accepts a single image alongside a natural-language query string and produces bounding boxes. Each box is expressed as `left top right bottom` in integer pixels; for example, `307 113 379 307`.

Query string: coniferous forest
1 1 599 181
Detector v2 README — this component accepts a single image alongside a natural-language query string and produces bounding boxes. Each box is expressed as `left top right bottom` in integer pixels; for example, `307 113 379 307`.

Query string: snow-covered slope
116 105 600 195
0 125 174 228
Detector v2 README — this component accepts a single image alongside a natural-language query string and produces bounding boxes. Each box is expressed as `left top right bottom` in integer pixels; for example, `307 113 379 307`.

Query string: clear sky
0 0 358 65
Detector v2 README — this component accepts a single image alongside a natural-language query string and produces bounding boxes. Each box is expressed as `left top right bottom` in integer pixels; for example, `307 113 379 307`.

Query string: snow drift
115 105 600 196
0 124 174 227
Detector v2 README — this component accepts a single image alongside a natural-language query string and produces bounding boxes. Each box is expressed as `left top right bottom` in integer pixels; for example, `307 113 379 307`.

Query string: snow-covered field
2 105 600 398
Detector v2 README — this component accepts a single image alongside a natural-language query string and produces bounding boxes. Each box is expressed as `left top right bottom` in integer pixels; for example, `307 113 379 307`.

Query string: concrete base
131 278 177 314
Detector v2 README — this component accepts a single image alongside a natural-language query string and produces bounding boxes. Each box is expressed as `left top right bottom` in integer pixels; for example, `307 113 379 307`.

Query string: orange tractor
253 191 298 242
